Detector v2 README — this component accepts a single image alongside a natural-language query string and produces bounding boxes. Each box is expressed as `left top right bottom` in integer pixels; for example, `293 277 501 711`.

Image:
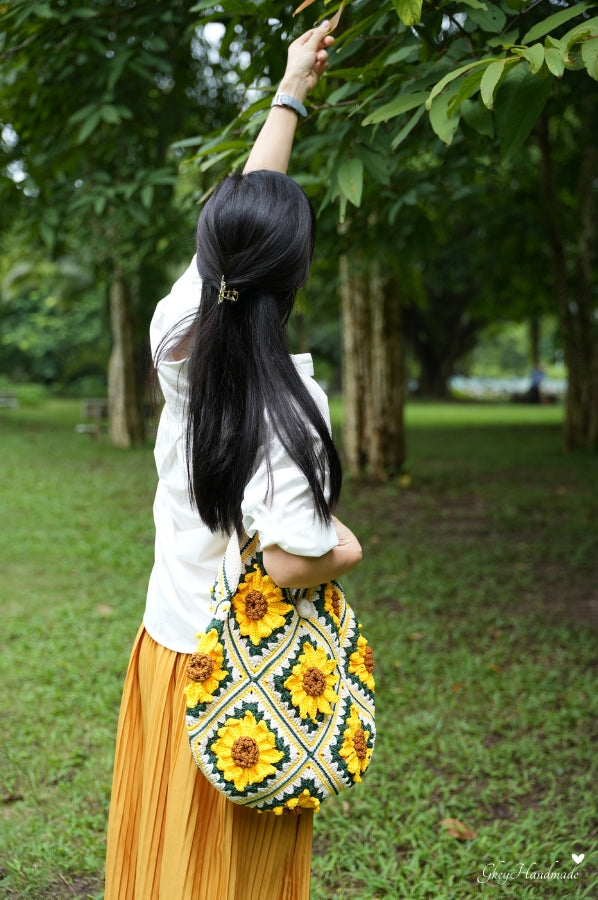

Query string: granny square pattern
185 532 375 815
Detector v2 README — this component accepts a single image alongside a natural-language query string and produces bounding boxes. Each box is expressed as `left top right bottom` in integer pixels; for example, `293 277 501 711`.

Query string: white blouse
143 257 338 653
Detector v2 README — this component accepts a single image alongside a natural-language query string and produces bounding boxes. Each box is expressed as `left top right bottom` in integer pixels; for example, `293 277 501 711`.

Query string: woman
105 20 362 900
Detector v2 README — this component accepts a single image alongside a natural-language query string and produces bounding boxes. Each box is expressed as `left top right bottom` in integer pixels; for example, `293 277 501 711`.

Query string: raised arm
243 21 334 175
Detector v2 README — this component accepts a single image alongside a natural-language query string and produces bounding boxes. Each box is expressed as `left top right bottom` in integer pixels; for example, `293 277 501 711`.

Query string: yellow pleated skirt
105 626 313 900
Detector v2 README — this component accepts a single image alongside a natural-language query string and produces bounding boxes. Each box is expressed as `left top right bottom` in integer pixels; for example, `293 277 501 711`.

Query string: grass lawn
1 398 597 899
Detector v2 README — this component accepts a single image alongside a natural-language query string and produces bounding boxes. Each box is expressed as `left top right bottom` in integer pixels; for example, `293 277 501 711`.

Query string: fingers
299 19 332 47
313 53 329 75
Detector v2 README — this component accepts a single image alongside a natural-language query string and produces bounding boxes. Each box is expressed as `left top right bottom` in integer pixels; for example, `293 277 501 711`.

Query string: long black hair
181 169 342 534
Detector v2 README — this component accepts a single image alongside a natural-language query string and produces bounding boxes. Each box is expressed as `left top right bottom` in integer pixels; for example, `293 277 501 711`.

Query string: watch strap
271 92 308 118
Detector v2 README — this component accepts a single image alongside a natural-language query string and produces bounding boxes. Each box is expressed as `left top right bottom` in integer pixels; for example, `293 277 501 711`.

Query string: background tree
0 1 240 444
0 248 108 389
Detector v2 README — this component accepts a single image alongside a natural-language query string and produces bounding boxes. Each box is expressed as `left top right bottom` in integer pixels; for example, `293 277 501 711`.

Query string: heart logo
572 853 585 865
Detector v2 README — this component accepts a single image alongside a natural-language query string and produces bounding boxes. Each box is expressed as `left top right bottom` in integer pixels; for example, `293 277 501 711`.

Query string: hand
279 22 335 103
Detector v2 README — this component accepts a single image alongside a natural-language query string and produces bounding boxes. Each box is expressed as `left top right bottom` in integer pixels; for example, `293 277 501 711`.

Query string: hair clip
218 276 239 304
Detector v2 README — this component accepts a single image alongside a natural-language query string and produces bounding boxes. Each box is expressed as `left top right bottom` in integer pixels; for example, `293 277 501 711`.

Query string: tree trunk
414 340 452 398
108 275 145 448
403 297 480 399
339 254 369 474
538 115 598 449
339 255 406 478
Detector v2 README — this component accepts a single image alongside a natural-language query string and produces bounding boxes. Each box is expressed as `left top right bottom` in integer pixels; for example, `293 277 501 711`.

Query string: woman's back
144 258 339 653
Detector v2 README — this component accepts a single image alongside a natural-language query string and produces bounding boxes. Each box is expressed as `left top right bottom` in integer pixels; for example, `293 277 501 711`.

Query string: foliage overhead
0 0 238 281
183 0 598 218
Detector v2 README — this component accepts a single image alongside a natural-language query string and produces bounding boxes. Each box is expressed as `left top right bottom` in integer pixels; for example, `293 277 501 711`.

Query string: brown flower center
231 736 260 769
187 652 214 683
331 589 341 619
364 645 374 673
302 666 327 697
245 590 268 620
353 728 368 761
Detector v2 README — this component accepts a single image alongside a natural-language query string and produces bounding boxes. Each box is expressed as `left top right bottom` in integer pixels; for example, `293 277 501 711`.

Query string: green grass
1 399 597 899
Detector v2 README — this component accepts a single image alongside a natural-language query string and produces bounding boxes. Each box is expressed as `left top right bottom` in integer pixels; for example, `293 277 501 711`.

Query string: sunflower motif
184 629 228 707
273 788 321 816
283 642 339 721
211 710 284 792
338 704 373 782
232 564 292 646
323 582 342 627
348 634 375 692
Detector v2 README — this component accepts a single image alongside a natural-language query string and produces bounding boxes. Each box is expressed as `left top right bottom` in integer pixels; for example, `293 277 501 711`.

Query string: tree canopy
1 0 596 453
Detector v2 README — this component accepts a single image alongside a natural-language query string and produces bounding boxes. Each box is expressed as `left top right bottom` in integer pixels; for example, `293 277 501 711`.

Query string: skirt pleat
105 626 313 900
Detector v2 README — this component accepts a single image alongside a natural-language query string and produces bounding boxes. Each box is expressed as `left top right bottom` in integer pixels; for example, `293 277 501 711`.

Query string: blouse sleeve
241 371 338 558
150 256 202 407
150 256 202 362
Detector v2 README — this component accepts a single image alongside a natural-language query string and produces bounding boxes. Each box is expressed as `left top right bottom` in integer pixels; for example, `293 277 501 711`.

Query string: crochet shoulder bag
184 530 375 815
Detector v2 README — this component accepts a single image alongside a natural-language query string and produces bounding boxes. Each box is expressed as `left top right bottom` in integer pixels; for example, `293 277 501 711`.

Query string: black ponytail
184 170 342 534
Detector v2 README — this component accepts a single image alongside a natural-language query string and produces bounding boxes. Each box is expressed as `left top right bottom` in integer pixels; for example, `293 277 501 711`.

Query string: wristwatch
271 93 308 118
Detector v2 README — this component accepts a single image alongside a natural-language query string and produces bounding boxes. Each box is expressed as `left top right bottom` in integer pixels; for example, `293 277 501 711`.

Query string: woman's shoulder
150 256 202 360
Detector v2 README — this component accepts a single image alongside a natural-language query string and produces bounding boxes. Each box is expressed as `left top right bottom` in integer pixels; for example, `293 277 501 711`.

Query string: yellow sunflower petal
198 629 219 653
184 681 205 707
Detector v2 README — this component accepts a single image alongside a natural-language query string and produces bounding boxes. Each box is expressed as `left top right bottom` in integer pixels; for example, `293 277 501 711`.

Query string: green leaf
458 0 490 9
581 36 598 80
487 29 520 49
195 149 240 174
494 64 552 159
522 1 588 44
518 43 545 75
428 93 461 145
545 35 566 52
101 105 121 125
327 82 361 105
466 5 507 34
363 92 428 125
116 106 134 121
426 59 491 110
461 97 495 138
70 7 99 17
107 50 134 92
68 103 99 126
171 137 246 154
140 185 154 209
337 158 364 207
480 59 506 109
384 45 420 66
391 106 425 148
39 220 55 248
561 16 598 47
32 3 54 19
390 0 423 27
446 68 485 117
544 46 565 77
77 111 102 144
338 192 348 225
353 146 391 185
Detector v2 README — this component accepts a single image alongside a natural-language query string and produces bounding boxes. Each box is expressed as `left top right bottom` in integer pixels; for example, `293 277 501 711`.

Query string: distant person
529 365 545 403
104 20 363 900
